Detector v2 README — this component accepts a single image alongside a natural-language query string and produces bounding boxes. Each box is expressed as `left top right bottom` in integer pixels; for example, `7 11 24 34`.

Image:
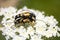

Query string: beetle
14 12 36 27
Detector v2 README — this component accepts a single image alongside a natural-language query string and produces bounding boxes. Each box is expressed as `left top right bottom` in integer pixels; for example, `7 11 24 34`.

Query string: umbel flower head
0 6 60 40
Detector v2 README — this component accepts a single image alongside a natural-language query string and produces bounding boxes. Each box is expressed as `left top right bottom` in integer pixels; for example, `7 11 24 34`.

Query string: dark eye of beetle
29 13 36 21
14 12 36 27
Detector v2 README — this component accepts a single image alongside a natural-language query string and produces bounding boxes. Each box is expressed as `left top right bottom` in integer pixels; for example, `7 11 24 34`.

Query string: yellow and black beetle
14 12 36 27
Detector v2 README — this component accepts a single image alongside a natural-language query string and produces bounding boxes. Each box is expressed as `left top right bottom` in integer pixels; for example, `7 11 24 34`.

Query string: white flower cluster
0 6 60 40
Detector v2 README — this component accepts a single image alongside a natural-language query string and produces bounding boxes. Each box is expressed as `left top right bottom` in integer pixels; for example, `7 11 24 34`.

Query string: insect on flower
0 6 60 40
14 12 36 27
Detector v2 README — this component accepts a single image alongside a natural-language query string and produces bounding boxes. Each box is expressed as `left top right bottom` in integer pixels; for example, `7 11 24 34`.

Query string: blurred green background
0 0 60 40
